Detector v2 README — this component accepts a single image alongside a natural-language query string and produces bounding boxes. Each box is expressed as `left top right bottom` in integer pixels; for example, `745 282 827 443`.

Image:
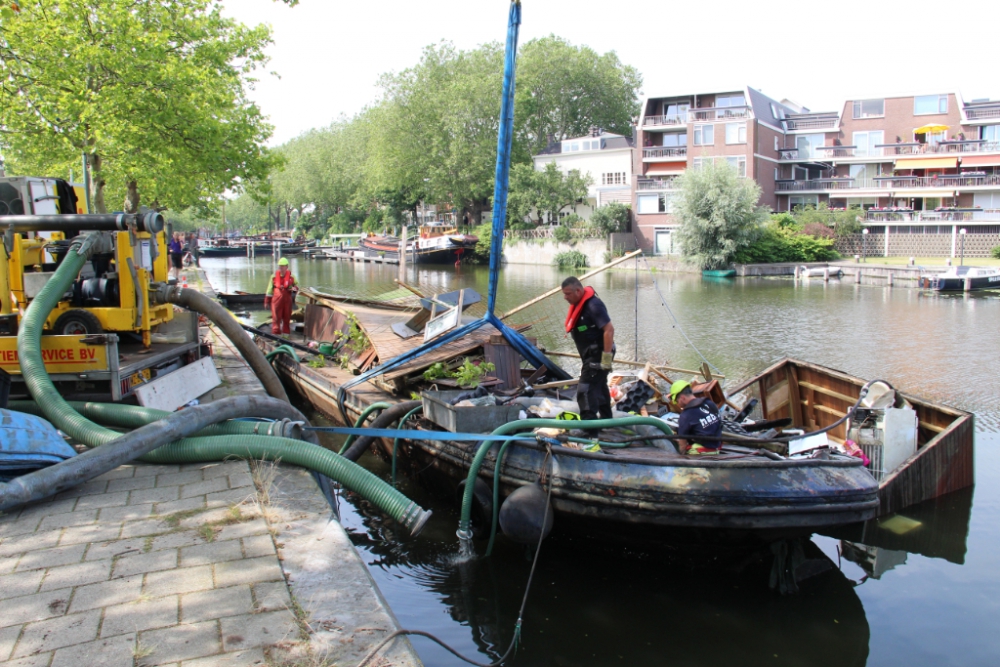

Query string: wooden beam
786 365 804 427
542 350 724 378
394 279 426 298
532 378 580 390
797 380 857 405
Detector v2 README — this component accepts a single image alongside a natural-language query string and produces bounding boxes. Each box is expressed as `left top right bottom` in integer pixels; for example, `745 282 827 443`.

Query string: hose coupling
401 503 433 536
456 526 473 542
149 282 179 305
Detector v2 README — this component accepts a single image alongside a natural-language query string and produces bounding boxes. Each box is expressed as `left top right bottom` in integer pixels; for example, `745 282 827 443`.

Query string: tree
674 161 769 270
506 162 590 226
0 0 277 213
589 203 631 234
516 36 642 157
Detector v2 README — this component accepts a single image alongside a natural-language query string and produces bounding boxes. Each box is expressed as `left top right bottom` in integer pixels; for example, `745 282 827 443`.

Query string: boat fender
455 478 493 539
498 482 554 545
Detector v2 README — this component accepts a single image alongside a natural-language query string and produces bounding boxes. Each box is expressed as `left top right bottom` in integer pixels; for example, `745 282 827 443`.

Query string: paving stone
240 536 274 559
1 652 54 667
0 530 62 558
84 537 146 562
111 549 178 578
214 557 283 589
53 480 108 500
58 523 122 547
181 585 253 623
227 471 254 490
68 575 143 613
40 559 112 592
138 619 220 664
134 464 181 478
181 647 266 667
147 530 204 552
106 476 155 493
179 477 228 500
153 497 206 517
120 518 173 539
214 519 269 543
93 466 136 482
49 631 135 667
13 609 101 658
0 517 42 541
16 499 78 520
144 565 213 598
251 582 291 613
154 471 204 488
72 491 130 511
129 487 180 506
0 570 44 599
101 595 178 637
97 503 155 522
0 623 21 662
220 610 298 651
37 510 97 532
205 488 255 509
180 540 242 568
1 588 72 628
15 544 86 573
0 554 19 575
201 462 248 480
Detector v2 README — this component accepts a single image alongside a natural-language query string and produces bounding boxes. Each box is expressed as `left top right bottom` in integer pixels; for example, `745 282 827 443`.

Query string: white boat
925 266 1000 291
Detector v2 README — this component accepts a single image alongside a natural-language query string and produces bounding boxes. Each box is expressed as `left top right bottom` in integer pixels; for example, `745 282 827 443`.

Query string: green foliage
466 223 494 265
734 222 840 264
561 213 583 228
422 362 450 382
674 161 770 270
452 358 496 389
307 355 327 369
554 250 589 268
792 204 863 237
507 162 591 226
343 314 369 355
0 0 277 213
589 203 630 235
992 246 1000 260
553 225 573 243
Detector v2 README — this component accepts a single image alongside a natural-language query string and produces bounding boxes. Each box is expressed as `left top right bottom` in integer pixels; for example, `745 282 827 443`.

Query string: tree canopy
506 162 591 226
0 0 277 213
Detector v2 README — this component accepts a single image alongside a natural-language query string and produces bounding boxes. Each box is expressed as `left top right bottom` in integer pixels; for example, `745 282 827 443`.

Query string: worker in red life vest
561 275 615 423
264 257 297 335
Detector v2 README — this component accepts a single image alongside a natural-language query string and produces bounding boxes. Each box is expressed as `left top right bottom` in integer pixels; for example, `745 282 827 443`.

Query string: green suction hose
457 417 675 546
140 435 431 535
392 406 424 487
338 402 393 455
266 345 300 364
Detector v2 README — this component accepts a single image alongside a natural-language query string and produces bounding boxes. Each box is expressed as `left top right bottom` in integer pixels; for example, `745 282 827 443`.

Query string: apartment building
634 88 1000 256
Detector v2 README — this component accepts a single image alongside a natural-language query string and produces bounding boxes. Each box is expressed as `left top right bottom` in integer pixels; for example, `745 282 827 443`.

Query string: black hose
0 396 306 510
341 400 423 462
154 284 289 403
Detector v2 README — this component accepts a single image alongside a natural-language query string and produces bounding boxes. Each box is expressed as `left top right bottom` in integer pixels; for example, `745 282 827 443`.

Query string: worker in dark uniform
561 276 615 422
670 380 722 455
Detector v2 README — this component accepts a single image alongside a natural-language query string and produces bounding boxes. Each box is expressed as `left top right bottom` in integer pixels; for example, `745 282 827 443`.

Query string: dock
321 250 400 265
0 268 421 667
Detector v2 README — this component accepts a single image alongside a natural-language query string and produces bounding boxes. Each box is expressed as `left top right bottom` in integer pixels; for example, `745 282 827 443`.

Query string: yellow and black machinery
0 176 206 404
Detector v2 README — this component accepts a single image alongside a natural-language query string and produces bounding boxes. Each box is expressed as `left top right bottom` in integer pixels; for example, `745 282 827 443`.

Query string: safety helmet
669 380 691 403
278 257 290 266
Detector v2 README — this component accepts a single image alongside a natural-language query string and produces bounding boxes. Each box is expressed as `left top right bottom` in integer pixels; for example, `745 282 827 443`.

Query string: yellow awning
894 157 957 170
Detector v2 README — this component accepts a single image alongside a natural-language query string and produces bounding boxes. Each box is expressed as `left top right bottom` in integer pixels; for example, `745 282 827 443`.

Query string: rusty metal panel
304 304 347 342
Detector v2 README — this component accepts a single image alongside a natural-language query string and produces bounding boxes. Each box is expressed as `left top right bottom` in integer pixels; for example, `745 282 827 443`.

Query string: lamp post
862 228 869 263
959 228 967 266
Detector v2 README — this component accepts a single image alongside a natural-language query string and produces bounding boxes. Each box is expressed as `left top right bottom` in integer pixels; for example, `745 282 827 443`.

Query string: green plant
343 314 369 355
553 225 573 243
451 358 495 388
422 362 450 382
589 202 631 234
562 213 583 228
307 355 326 369
992 245 1000 259
554 250 589 268
734 221 840 264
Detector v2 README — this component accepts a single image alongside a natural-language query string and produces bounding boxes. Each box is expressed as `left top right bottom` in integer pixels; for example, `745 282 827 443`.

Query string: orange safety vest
272 270 296 292
564 286 595 333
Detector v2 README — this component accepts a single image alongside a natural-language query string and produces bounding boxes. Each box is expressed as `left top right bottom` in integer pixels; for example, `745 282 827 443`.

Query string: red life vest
272 270 295 292
564 286 595 333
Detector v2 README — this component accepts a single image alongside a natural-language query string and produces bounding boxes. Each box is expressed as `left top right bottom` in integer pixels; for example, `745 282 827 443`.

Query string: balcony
643 114 687 128
965 107 1000 122
637 177 680 191
689 106 749 121
866 208 1000 223
775 178 857 192
784 117 839 131
776 174 1000 192
642 146 687 160
776 148 800 160
816 145 858 158
804 141 1000 160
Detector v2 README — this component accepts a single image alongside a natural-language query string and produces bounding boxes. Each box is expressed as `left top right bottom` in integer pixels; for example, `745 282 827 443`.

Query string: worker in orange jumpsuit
264 257 297 335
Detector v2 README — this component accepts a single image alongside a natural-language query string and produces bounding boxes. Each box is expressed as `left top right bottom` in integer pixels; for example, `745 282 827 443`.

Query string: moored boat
925 265 1000 291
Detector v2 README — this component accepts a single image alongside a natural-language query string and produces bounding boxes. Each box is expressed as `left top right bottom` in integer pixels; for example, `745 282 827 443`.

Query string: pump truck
0 176 211 405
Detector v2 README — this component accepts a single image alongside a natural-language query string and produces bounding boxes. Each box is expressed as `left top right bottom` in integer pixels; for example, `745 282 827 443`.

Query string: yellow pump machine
0 176 205 403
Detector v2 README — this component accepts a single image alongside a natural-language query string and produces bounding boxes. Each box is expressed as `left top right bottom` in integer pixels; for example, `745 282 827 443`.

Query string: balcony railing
776 148 799 160
775 178 856 192
816 145 858 158
642 146 687 159
784 117 838 131
776 174 1000 192
637 178 680 191
965 107 1000 121
801 141 1000 159
865 209 1000 223
643 114 687 127
689 106 749 121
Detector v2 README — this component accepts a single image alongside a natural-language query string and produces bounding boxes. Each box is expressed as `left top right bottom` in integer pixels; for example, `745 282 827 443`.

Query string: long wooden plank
786 365 804 427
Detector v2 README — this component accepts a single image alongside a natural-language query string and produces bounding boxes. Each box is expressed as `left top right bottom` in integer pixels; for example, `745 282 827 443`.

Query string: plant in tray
452 358 495 388
423 362 450 382
307 355 326 369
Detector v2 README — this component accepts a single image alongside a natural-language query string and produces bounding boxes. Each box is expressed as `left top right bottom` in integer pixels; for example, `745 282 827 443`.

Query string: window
774 167 780 180
601 172 626 186
853 130 884 157
637 194 664 214
795 134 825 158
774 136 780 151
725 122 747 144
914 94 948 115
982 125 1000 143
726 156 747 177
662 132 687 148
570 142 580 151
665 102 690 118
850 164 879 188
693 124 714 146
789 195 819 208
852 99 885 118
716 94 745 108
662 193 677 214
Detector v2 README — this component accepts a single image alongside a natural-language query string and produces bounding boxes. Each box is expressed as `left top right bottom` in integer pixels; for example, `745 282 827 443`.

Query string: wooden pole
398 224 408 282
541 350 724 378
394 279 426 298
501 249 643 320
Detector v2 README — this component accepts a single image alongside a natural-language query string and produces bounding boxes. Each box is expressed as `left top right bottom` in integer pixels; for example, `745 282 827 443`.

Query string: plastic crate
421 390 521 434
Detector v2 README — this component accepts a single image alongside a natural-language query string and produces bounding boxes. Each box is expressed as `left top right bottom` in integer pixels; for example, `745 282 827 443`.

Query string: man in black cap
561 276 615 422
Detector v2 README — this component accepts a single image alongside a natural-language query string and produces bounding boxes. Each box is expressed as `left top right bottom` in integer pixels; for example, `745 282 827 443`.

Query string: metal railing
816 145 858 158
642 146 688 159
689 106 749 121
775 179 857 191
797 141 1000 159
637 178 680 191
865 209 1000 223
643 114 687 127
965 107 1000 121
784 117 838 131
777 174 1000 192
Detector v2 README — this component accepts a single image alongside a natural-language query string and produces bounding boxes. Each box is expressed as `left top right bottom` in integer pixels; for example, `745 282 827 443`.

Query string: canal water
202 256 1000 666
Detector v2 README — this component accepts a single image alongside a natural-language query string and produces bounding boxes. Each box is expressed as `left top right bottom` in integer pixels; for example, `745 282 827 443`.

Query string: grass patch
160 507 207 528
198 524 217 542
142 536 154 553
133 640 155 661
196 504 254 542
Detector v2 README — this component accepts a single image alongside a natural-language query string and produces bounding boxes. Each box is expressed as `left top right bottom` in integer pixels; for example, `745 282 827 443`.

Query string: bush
589 202 631 235
561 213 583 228
802 222 835 239
734 222 840 264
992 245 1000 259
553 225 573 243
554 250 589 268
466 223 493 264
509 221 535 231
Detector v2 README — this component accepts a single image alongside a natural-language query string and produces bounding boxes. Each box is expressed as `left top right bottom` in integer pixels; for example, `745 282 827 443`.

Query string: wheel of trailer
52 310 104 336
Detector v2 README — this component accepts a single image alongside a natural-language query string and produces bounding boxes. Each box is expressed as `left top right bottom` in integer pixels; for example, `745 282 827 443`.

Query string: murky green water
203 256 1000 666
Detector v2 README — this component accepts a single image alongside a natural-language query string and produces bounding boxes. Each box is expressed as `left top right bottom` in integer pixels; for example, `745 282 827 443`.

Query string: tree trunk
123 180 140 214
90 153 108 214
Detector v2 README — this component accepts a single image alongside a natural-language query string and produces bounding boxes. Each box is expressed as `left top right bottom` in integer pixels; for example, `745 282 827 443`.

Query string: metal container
421 390 520 434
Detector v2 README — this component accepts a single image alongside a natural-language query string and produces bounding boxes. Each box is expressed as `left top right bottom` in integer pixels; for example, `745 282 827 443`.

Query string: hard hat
669 380 691 403
278 257 290 266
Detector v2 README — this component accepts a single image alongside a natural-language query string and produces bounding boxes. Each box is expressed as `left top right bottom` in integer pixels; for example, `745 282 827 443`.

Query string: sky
224 0 1000 146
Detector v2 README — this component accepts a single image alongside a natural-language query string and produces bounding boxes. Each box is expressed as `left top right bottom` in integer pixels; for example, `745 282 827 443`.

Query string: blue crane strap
302 426 537 442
